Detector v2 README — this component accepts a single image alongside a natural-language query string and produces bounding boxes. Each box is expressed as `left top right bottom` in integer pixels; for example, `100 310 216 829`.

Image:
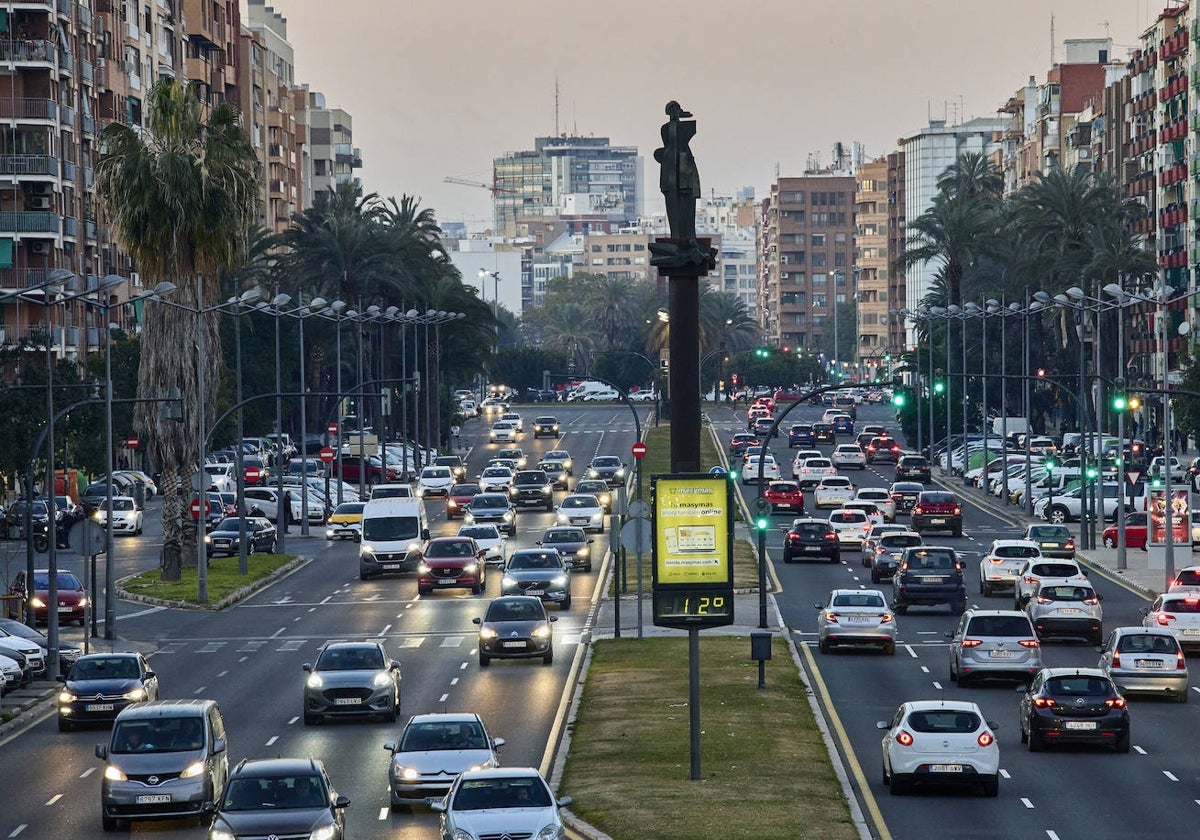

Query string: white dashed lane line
1047 831 1062 840
931 681 943 690
288 716 299 725
1134 745 1147 755
8 825 26 837
439 693 449 703
44 795 62 806
999 769 1011 779
1020 797 1034 809
79 767 95 779
905 645 918 658
920 666 929 673
1164 770 1179 782
378 806 389 820
266 736 278 747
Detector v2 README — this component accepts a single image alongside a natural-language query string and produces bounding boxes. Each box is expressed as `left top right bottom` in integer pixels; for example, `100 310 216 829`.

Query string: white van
359 499 430 580
568 381 609 401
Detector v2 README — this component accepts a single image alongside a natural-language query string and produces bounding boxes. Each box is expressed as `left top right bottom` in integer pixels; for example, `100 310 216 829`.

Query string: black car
752 416 777 439
788 424 815 448
0 618 81 676
869 532 924 584
510 471 554 510
464 493 517 536
889 481 924 514
533 416 561 438
896 455 932 482
586 456 627 486
781 518 840 563
473 596 558 666
892 546 965 614
1020 668 1130 753
812 423 835 444
209 758 349 840
537 526 593 572
56 653 158 731
205 517 278 557
731 432 761 455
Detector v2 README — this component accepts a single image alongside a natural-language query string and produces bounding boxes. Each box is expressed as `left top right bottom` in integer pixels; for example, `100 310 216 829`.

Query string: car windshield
427 541 476 557
1029 526 1071 540
221 775 327 810
514 472 546 484
831 593 885 608
1163 598 1200 613
562 496 598 509
830 513 866 524
450 485 480 496
966 616 1034 636
907 550 956 570
1175 570 1200 586
1045 676 1112 697
361 516 420 541
485 600 546 622
435 458 462 468
482 468 510 478
316 646 384 670
334 503 365 515
768 483 799 493
471 495 508 508
400 720 488 752
509 552 562 570
111 717 204 754
880 535 922 548
995 545 1039 558
452 777 551 811
1041 586 1093 601
70 656 139 680
921 493 956 504
459 526 499 540
33 572 82 590
1117 634 1178 653
792 523 831 536
543 529 583 544
906 711 980 734
594 457 620 468
1031 563 1079 577
821 479 851 488
423 468 452 479
577 482 607 494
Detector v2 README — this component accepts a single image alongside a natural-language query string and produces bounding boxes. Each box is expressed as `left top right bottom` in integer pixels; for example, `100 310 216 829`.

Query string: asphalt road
0 404 646 839
711 400 1198 840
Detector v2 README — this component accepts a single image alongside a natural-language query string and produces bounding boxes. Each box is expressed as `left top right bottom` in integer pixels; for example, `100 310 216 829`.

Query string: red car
446 483 482 520
1102 512 1148 549
773 389 805 402
417 536 487 596
764 481 804 514
9 569 87 626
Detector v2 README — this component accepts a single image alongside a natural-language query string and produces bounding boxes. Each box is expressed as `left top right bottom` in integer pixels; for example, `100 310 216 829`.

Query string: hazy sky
273 0 1160 226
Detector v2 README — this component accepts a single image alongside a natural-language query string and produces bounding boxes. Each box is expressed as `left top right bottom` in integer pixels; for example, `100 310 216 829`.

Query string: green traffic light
728 469 739 481
892 393 906 407
1112 394 1127 411
755 517 769 530
1045 459 1056 471
933 381 945 394
1086 466 1098 479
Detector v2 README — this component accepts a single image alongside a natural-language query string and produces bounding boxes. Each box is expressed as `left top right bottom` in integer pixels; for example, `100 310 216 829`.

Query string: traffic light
1151 475 1164 488
892 390 906 408
1111 379 1127 411
754 347 770 359
782 345 789 353
1085 465 1098 480
933 369 945 394
1036 367 1047 378
1045 457 1056 472
727 466 739 482
1128 395 1142 411
755 513 770 531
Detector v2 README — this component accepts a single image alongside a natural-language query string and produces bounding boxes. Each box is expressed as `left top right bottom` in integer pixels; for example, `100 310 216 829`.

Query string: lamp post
479 268 501 355
285 295 329 534
260 290 292 553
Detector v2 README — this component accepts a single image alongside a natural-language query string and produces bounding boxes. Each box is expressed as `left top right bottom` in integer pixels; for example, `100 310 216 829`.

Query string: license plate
136 794 172 805
777 503 793 509
1135 659 1164 668
1041 542 1056 548
86 703 114 712
438 578 458 585
805 546 821 552
571 518 588 525
1056 608 1082 614
929 764 963 773
501 641 526 649
846 617 872 624
930 518 946 525
333 697 362 706
57 606 73 612
988 650 1013 658
526 589 545 596
382 564 400 571
920 576 944 583
1185 629 1200 636
1064 721 1097 730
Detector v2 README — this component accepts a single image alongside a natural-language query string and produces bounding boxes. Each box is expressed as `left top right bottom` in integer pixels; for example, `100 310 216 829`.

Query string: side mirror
943 632 953 640
214 737 227 753
390 660 401 671
334 795 351 809
428 799 446 813
493 737 506 748
1139 607 1149 616
1014 684 1028 693
302 663 313 673
535 541 543 546
95 744 107 760
588 538 594 544
384 741 396 752
557 795 574 807
986 720 1001 730
144 671 156 681
472 617 482 625
814 603 823 609
875 721 889 730
549 615 558 622
202 802 217 814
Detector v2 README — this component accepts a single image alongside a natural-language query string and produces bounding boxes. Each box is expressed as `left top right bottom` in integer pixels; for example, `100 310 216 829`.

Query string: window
835 232 847 243
812 273 826 287
834 252 847 267
811 254 827 267
812 234 826 247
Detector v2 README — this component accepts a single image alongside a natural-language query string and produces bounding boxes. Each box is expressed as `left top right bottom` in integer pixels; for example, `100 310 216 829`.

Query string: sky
270 0 1163 227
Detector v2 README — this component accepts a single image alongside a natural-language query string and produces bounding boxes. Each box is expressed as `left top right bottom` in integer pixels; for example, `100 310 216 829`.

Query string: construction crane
443 176 516 196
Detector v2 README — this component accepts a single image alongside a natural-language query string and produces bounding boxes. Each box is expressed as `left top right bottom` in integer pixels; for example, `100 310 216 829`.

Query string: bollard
750 632 772 690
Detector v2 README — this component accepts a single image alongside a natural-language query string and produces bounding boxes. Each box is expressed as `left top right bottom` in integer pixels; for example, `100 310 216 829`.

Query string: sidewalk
0 680 56 740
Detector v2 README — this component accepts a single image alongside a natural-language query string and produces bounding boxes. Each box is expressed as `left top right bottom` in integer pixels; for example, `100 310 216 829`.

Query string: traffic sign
754 497 773 518
629 500 650 519
318 446 335 464
189 498 206 520
620 517 653 554
327 422 338 436
125 435 139 449
1125 470 1142 487
632 441 647 459
709 466 726 476
68 519 108 556
244 465 262 484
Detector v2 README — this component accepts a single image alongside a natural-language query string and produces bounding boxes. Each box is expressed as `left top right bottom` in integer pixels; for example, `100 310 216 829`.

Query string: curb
0 685 56 742
115 556 310 611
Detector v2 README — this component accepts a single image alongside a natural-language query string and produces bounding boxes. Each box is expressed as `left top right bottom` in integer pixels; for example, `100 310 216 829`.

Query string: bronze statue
651 101 716 272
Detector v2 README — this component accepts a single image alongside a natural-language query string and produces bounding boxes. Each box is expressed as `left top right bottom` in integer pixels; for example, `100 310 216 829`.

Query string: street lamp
479 269 501 355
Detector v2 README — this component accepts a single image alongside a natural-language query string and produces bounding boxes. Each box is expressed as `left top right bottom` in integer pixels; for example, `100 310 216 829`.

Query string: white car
458 523 506 565
496 448 528 469
814 476 855 509
500 412 524 432
832 444 866 470
979 539 1042 597
1025 578 1104 644
431 768 571 839
417 466 455 498
815 588 897 655
92 496 144 535
795 457 837 487
1150 456 1187 483
196 462 235 494
1143 592 1200 650
0 651 21 689
478 466 515 493
544 450 573 475
627 390 657 402
489 421 519 443
742 455 781 484
878 700 1000 797
861 524 911 564
113 469 157 497
855 488 896 521
1013 558 1088 609
827 509 871 546
583 388 621 401
840 501 884 528
556 494 606 534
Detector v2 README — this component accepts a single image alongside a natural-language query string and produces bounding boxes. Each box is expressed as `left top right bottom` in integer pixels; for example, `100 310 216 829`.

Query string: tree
96 78 259 579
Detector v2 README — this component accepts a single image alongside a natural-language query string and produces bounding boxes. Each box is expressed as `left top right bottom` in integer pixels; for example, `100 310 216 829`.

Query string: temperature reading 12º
686 595 724 615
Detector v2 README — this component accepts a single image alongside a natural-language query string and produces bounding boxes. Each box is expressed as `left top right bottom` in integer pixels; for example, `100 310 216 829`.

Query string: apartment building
855 158 890 378
298 87 360 208
885 151 907 357
182 0 240 114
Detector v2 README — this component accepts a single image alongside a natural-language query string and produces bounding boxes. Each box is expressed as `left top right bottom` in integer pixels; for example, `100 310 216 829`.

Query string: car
458 523 506 565
92 496 143 535
538 459 571 490
731 432 761 455
831 414 855 436
113 469 158 497
888 481 924 515
556 494 606 533
877 700 999 796
831 443 866 470
911 491 963 537
489 421 519 443
814 476 855 508
0 621 46 680
865 436 901 464
495 449 527 470
9 568 88 627
812 422 836 444
841 501 885 528
1170 564 1200 591
478 466 515 494
417 536 487 595
1142 592 1200 651
627 389 657 402
1021 524 1076 559
446 483 481 520
434 454 468 481
464 493 517 537
751 416 778 440
0 618 81 676
1019 667 1130 753
473 596 558 666
325 502 366 541
1098 626 1188 702
978 539 1042 597
499 412 524 433
794 456 837 488
532 416 561 438
861 524 910 566
368 482 414 502
892 546 966 614
747 405 771 429
574 479 612 512
430 766 571 836
1013 558 1088 609
787 424 814 448
828 509 871 547
204 516 278 557
868 531 924 584
852 488 895 521
743 454 782 484
782 518 840 563
56 653 159 731
209 757 349 839
544 450 574 475
1102 512 1149 549
302 641 401 725
946 610 1042 686
538 526 593 572
501 548 571 609
384 713 505 809
416 466 455 498
510 470 555 511
587 455 627 486
895 455 932 482
815 589 896 654
763 480 804 514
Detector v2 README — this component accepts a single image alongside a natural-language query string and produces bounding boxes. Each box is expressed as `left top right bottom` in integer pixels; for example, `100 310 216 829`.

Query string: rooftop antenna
1099 19 1110 40
1050 12 1056 65
573 100 577 136
554 76 560 137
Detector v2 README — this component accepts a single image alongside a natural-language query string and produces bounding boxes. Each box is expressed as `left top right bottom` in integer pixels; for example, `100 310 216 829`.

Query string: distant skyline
271 0 1159 226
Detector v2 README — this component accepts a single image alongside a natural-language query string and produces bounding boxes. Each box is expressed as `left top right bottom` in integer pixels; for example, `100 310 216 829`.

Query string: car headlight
373 671 393 688
104 765 127 782
532 624 552 639
77 597 88 608
58 690 76 703
502 575 517 588
479 626 498 640
210 829 236 840
542 486 551 494
587 469 598 478
29 597 45 609
360 544 376 555
123 687 146 701
451 830 474 840
307 673 323 689
418 563 431 575
464 563 478 574
615 468 625 478
591 512 603 521
556 514 568 524
179 760 205 779
576 547 589 557
502 511 513 521
325 529 336 539
535 826 561 840
395 764 419 780
552 575 567 586
92 511 103 521
447 500 459 509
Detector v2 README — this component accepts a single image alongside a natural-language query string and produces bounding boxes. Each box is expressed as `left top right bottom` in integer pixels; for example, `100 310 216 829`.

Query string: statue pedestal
650 237 717 277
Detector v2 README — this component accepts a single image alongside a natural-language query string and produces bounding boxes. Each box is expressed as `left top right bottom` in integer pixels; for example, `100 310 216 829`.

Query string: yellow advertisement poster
654 476 730 585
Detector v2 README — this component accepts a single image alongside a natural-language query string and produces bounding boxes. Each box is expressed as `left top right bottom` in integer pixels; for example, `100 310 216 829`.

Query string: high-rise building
885 151 907 357
182 0 241 113
298 87 360 208
855 159 890 378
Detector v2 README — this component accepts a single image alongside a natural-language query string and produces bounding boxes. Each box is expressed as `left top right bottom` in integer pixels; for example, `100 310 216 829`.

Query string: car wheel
783 553 794 564
545 502 553 512
830 553 840 564
981 775 999 797
359 572 371 581
585 563 592 572
543 647 554 665
303 711 320 726
479 651 490 667
1114 730 1131 753
882 641 896 656
390 799 410 812
101 813 119 832
471 581 482 595
818 638 830 654
561 596 571 611
1027 727 1044 752
1019 722 1028 744
952 600 966 615
1049 506 1069 524
1103 535 1116 548
895 604 908 615
1176 690 1189 704
952 526 962 538
881 760 890 786
418 586 431 596
870 570 882 584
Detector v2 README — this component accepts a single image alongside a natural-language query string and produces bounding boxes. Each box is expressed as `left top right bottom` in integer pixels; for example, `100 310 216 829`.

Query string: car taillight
895 730 913 746
913 506 923 515
891 493 902 500
1105 697 1127 709
953 506 962 515
1157 613 1175 625
1064 541 1075 550
1178 651 1187 670
1036 596 1052 604
824 612 839 623
825 532 837 541
881 613 893 622
1110 651 1120 668
989 558 1004 564
977 731 994 747
961 639 983 648
1083 595 1100 605
1033 697 1055 708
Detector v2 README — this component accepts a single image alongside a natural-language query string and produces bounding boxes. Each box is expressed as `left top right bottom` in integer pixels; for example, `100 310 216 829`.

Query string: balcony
63 217 77 237
0 98 57 121
0 39 54 63
0 211 60 233
0 155 58 176
268 178 284 196
85 220 96 240
78 4 92 31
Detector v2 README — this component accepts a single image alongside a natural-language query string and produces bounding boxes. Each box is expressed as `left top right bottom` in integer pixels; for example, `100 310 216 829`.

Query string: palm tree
96 78 259 578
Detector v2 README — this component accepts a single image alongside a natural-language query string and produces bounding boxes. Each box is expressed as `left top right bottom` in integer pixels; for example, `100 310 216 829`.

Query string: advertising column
1147 486 1192 571
651 474 734 628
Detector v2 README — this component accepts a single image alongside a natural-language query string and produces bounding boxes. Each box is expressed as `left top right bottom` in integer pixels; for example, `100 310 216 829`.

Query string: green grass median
121 553 294 605
562 636 856 840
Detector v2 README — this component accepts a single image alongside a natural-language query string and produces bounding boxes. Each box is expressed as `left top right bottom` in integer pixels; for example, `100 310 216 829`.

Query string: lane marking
380 624 392 636
378 806 389 820
1165 770 1179 782
1047 832 1061 840
459 662 468 670
905 645 917 658
1020 797 1034 809
439 693 449 703
266 736 278 746
288 716 299 725
1134 746 1147 755
270 627 287 638
308 607 316 613
320 596 332 604
999 769 1010 779
9 826 26 837
80 767 95 779
450 677 459 686
193 685 207 694
239 656 248 663
216 670 228 678
920 666 929 673
931 681 943 690
44 795 62 806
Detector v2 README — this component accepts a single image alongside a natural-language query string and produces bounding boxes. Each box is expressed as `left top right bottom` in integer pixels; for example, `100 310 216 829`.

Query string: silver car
947 609 1043 686
431 767 571 837
384 713 505 809
1098 626 1189 703
1025 579 1104 645
302 642 401 725
815 589 896 655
